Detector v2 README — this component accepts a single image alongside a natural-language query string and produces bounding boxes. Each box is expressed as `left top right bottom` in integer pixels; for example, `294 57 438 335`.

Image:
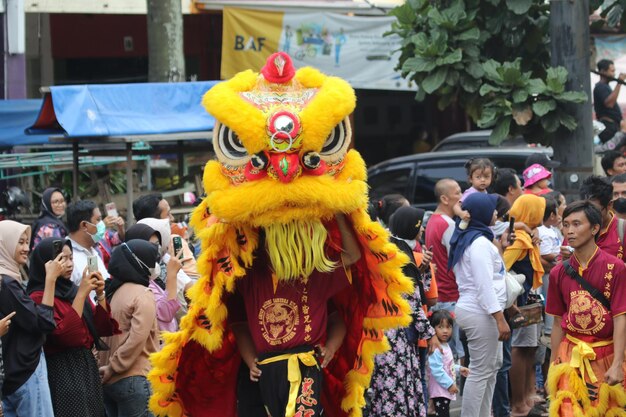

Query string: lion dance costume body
148 52 413 417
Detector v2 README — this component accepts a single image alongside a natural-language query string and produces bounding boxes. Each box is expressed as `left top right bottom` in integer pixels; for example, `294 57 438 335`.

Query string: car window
489 156 527 176
413 162 468 206
368 166 413 201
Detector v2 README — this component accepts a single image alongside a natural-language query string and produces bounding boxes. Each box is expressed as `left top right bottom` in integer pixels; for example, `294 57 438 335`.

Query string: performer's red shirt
228 252 350 354
547 247 626 342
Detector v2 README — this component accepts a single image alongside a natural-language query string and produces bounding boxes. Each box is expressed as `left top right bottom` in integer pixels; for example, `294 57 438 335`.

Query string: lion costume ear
148 54 412 417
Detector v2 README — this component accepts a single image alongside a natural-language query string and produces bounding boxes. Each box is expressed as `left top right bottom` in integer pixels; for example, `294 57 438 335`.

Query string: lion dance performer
148 52 414 417
546 201 626 417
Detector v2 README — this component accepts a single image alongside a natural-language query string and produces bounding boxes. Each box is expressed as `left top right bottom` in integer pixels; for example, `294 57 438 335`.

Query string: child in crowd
523 164 552 196
538 196 561 273
455 158 495 220
536 195 562 395
427 310 470 417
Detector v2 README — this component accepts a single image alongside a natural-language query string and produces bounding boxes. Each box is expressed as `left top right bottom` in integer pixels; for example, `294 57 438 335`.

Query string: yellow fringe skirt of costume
547 338 626 417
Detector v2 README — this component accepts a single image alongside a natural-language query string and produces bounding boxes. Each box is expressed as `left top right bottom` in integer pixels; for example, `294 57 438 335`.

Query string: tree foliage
388 0 587 145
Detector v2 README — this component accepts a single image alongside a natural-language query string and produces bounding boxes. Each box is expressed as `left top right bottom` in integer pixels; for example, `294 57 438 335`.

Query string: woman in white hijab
138 218 194 318
0 220 63 417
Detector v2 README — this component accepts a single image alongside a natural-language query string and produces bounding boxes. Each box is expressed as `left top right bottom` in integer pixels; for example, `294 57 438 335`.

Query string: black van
367 147 553 210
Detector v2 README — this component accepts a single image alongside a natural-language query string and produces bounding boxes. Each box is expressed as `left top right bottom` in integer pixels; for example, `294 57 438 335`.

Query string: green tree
388 0 587 145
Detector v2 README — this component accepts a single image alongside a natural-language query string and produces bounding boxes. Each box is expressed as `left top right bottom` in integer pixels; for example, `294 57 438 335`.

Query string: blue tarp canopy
0 99 50 148
27 81 219 138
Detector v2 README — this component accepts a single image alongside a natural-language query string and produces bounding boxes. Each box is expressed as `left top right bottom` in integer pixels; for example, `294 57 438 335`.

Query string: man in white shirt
66 200 110 301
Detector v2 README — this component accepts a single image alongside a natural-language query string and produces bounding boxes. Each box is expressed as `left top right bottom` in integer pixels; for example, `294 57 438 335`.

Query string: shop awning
27 81 219 138
0 99 50 148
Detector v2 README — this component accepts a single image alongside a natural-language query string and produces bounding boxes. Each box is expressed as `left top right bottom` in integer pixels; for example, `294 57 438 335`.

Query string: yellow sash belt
566 334 613 383
257 350 319 417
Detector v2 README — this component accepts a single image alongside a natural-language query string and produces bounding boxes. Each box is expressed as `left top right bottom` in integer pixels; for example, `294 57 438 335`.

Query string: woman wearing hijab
30 187 69 251
389 206 438 407
448 193 511 417
365 207 437 417
98 239 160 417
27 237 120 417
502 194 546 417
125 224 182 333
138 218 192 320
0 220 60 417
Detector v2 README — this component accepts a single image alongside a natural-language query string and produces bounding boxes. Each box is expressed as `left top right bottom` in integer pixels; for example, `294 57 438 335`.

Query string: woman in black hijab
27 237 119 417
99 240 160 417
30 188 69 251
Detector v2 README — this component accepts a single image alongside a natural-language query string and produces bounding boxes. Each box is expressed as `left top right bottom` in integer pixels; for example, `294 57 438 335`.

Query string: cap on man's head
525 153 560 169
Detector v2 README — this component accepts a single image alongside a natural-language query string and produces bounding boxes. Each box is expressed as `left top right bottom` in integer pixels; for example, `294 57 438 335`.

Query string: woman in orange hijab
503 194 546 417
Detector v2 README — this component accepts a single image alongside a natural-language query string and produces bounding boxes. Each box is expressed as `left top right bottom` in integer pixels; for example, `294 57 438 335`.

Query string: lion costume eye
320 117 351 158
214 122 249 165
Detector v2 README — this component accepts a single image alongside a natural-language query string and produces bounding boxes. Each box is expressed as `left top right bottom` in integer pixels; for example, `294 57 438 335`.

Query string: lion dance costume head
149 52 413 417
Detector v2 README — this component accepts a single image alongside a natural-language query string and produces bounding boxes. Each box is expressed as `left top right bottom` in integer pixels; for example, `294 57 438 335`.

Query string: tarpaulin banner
221 7 409 90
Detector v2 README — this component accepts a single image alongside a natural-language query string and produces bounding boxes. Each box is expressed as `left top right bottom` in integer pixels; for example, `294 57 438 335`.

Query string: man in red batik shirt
547 201 626 417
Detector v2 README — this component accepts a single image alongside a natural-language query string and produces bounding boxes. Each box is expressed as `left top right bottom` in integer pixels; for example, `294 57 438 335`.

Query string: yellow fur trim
339 209 414 417
203 65 355 157
547 362 626 417
295 71 356 152
202 70 268 154
204 149 368 226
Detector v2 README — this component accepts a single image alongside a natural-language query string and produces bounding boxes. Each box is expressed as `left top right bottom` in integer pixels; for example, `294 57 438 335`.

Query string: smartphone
52 240 64 258
105 202 118 218
172 236 183 257
87 255 98 273
508 217 515 235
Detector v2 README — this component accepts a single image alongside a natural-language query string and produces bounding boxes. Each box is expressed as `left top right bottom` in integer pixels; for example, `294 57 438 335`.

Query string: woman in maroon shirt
28 238 119 417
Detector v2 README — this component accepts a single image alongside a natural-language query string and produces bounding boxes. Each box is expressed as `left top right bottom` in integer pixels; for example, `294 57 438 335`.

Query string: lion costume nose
269 153 301 183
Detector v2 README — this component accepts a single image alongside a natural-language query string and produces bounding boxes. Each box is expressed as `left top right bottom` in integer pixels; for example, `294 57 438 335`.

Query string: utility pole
146 0 186 82
550 0 593 200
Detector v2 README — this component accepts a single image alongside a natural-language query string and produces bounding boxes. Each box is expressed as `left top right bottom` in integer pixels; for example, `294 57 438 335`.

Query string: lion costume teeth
148 52 413 417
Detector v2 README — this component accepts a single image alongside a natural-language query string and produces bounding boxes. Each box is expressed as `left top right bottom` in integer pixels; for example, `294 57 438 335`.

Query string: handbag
517 303 544 326
504 270 525 309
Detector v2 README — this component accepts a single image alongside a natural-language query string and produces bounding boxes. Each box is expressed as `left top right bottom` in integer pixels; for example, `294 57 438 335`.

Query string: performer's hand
319 345 338 368
604 363 624 385
249 359 262 382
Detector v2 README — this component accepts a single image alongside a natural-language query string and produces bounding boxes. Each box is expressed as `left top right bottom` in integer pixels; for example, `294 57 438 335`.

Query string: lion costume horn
148 52 413 417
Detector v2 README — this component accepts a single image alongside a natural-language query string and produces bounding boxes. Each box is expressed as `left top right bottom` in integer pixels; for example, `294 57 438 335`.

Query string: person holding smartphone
138 218 194 321
27 238 120 417
125 224 183 334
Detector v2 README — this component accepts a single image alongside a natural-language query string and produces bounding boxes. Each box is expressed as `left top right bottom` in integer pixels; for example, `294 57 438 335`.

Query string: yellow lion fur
148 62 412 417
547 362 626 417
